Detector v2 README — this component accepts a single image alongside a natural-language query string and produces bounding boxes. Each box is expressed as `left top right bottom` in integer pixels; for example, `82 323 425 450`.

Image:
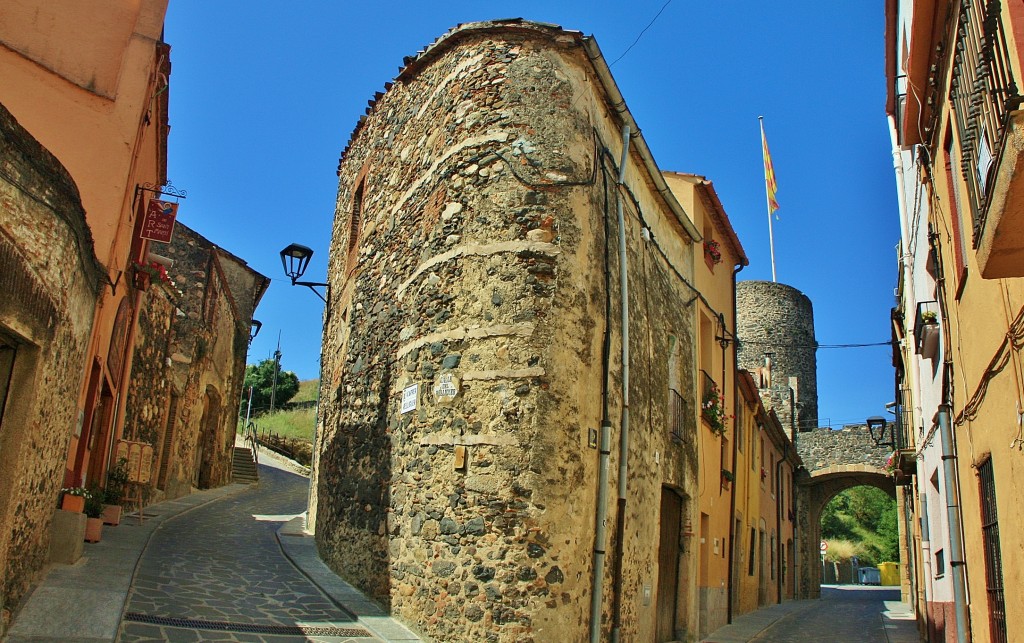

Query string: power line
608 0 673 67
738 339 893 350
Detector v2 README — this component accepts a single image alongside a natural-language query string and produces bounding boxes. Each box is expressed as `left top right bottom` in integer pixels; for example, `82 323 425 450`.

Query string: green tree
241 358 299 415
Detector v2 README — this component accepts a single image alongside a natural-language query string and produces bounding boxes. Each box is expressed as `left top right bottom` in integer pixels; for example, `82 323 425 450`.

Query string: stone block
48 509 86 565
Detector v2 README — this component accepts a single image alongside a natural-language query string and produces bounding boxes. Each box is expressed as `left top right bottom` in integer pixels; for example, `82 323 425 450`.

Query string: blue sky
164 1 898 428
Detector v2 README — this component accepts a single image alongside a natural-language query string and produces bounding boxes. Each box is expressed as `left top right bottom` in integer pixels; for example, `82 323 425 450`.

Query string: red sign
140 198 178 243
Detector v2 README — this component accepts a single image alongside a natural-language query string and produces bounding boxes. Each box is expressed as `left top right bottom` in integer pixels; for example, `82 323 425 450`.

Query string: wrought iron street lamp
279 243 329 303
866 415 894 449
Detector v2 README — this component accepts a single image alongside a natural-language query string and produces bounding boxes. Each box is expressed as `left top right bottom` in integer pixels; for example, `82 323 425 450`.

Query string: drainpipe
590 127 630 643
726 262 743 621
937 405 969 643
610 124 631 643
775 447 785 603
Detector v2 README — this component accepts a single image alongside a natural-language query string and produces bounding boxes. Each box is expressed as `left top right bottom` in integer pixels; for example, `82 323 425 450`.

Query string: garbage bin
858 567 881 585
878 562 900 586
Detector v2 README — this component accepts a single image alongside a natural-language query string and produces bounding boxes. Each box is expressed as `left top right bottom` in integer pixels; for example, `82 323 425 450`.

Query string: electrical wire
608 1 674 68
737 340 893 349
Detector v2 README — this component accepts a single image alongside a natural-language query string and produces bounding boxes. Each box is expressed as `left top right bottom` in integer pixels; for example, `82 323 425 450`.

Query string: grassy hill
239 379 318 442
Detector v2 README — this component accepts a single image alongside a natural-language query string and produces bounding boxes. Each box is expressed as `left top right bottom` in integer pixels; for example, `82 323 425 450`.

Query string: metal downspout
726 263 742 621
610 125 632 643
937 405 969 643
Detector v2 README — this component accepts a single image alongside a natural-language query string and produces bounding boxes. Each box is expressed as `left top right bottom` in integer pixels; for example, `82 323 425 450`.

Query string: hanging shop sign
140 198 179 243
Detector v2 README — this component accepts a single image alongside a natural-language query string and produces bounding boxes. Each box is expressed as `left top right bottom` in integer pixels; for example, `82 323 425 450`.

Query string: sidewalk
4 447 419 643
700 599 819 642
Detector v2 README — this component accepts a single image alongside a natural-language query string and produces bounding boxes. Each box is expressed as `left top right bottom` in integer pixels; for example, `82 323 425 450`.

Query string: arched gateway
793 426 898 599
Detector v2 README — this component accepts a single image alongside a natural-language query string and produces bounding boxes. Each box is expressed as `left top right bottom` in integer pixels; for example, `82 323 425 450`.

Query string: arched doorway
795 467 896 598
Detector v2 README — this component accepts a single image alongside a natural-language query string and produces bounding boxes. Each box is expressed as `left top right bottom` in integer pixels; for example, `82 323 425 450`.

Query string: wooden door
656 488 682 641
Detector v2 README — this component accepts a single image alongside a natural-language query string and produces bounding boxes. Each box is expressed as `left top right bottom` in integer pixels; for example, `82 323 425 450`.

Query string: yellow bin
878 562 900 586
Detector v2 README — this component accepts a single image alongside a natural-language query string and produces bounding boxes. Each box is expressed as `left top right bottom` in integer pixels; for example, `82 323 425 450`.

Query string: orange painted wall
0 0 171 486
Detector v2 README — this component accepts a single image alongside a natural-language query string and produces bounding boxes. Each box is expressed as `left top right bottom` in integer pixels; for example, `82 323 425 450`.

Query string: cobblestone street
117 464 381 643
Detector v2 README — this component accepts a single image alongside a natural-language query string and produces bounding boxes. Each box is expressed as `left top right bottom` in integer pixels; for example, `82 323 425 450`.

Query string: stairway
231 446 258 484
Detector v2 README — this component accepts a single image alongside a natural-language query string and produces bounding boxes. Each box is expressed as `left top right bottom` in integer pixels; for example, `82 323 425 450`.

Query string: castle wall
316 22 701 642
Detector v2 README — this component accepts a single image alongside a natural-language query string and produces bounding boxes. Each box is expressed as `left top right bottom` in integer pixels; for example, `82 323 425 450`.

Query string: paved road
752 586 916 642
117 464 381 643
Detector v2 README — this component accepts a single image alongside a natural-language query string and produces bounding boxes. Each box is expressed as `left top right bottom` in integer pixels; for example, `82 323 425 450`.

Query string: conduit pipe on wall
887 116 923 435
937 406 969 643
590 125 631 643
610 124 631 643
726 263 743 622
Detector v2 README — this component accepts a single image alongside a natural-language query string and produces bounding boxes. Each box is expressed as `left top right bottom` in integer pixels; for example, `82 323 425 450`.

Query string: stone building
736 280 819 435
315 19 719 642
886 1 1024 640
124 223 269 501
0 102 107 628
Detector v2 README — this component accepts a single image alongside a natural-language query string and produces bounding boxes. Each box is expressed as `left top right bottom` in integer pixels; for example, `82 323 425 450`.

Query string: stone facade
0 103 104 625
125 224 269 502
316 20 705 642
736 280 818 434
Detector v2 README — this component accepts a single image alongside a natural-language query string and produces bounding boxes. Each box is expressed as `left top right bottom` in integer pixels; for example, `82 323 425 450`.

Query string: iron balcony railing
949 0 1022 244
669 388 687 442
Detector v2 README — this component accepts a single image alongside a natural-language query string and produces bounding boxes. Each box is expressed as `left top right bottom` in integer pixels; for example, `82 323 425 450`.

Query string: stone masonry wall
796 425 890 473
736 280 818 433
0 102 103 625
317 21 700 643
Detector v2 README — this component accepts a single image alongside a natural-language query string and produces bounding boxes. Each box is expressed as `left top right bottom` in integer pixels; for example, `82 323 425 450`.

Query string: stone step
231 446 258 483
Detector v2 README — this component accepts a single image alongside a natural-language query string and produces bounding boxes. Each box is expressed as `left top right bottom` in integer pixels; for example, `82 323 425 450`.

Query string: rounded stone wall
736 280 818 432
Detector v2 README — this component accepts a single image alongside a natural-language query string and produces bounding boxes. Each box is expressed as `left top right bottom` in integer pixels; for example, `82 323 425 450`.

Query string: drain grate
124 612 370 637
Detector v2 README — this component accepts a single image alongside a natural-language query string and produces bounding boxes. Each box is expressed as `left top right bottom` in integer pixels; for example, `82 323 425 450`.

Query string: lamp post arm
293 280 329 304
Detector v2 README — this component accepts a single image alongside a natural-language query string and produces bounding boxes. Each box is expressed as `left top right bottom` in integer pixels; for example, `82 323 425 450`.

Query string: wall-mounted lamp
866 415 894 449
280 243 329 303
249 320 262 345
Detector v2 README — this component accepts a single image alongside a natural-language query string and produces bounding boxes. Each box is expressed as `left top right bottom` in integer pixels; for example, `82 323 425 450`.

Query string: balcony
949 0 1024 277
669 388 687 443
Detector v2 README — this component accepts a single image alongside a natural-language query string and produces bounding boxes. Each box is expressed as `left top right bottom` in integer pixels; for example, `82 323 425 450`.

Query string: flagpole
760 116 778 283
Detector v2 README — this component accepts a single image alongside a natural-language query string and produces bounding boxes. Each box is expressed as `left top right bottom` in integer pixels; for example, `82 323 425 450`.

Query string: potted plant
721 469 735 487
921 310 938 324
702 382 727 436
704 239 723 266
102 458 130 526
83 489 105 543
59 486 89 513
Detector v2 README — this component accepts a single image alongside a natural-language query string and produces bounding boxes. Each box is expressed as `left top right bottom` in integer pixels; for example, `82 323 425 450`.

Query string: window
736 399 744 450
347 177 365 267
667 335 685 441
945 126 969 296
748 528 756 576
979 458 1007 643
934 549 945 577
0 334 16 432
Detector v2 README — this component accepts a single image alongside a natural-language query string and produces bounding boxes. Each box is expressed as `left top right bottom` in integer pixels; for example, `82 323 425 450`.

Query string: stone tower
736 280 818 434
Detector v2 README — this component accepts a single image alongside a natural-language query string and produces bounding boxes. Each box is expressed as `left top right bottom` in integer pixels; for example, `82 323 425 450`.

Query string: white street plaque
401 384 418 414
433 372 460 404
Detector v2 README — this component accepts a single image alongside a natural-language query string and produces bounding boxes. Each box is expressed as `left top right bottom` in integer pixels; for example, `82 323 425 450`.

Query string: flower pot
84 517 103 543
133 271 151 291
61 495 85 513
101 504 122 526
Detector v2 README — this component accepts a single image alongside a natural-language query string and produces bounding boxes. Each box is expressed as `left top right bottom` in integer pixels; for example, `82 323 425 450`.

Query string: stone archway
795 465 895 599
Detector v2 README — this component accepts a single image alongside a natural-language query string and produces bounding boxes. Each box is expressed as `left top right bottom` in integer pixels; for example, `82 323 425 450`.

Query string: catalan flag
760 119 780 217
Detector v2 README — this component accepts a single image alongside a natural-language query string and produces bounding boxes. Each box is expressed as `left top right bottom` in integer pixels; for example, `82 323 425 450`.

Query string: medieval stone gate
793 425 897 599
